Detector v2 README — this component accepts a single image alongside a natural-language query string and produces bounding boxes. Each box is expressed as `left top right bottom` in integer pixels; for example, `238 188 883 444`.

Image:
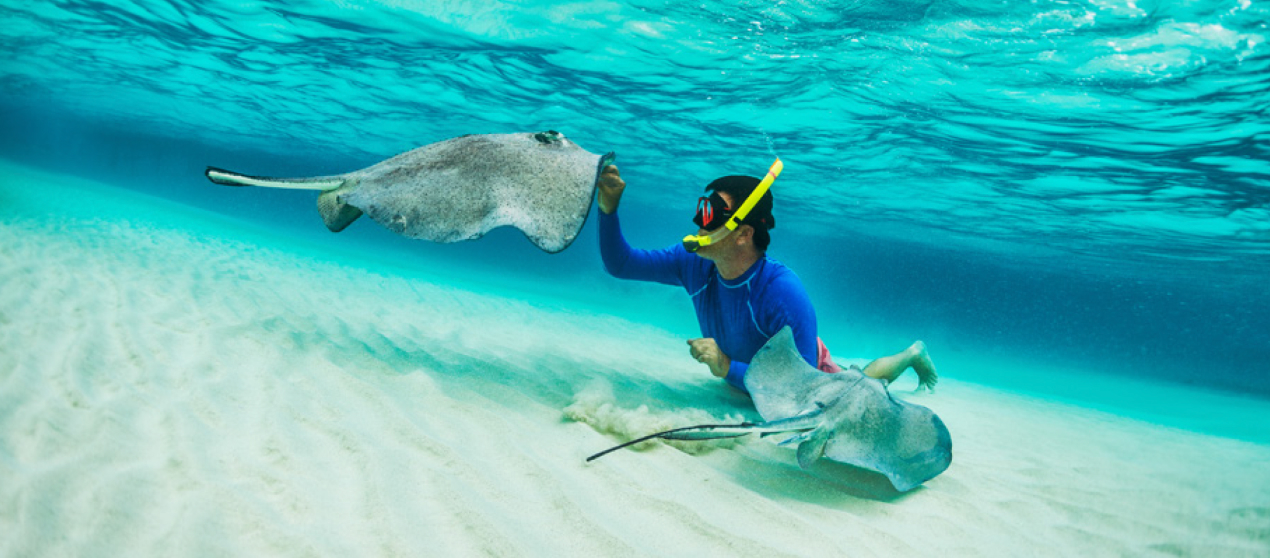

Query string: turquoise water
1 0 1267 398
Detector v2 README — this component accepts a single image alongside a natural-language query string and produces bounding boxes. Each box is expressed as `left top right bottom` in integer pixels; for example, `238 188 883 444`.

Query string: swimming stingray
205 131 614 253
588 327 953 492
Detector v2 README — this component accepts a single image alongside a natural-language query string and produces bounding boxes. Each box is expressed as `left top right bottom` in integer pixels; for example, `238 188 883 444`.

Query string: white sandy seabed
2 161 1269 557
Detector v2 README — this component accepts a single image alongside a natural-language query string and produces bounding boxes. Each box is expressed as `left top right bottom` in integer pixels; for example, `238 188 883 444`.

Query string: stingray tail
205 166 346 191
585 422 758 463
205 166 364 233
585 418 822 463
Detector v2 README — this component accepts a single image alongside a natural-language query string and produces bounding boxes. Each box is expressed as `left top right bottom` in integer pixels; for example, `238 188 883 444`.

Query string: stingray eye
533 131 563 145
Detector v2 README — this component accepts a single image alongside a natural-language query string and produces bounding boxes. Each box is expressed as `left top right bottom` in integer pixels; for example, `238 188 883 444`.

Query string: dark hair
705 175 776 251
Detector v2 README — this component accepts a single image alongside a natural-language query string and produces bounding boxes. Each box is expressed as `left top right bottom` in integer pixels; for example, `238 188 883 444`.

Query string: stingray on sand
206 131 614 253
588 327 953 492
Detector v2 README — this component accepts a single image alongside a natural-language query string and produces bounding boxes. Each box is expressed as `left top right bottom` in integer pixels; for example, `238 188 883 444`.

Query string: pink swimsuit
816 337 843 373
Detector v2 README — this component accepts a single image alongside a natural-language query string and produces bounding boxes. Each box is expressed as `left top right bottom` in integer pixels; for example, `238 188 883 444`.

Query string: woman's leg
862 341 938 391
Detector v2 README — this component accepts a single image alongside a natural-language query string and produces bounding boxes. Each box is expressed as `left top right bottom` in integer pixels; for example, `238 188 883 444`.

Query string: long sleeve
724 360 751 391
599 211 688 287
721 272 820 392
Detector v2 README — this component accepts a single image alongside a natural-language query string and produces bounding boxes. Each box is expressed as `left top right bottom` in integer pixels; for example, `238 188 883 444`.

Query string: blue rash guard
600 211 820 392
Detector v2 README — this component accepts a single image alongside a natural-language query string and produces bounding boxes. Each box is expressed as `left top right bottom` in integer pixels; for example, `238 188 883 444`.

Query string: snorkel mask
682 158 783 253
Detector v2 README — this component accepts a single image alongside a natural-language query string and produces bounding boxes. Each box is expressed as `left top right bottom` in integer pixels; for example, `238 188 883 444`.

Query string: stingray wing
814 379 953 492
746 327 867 420
343 131 612 253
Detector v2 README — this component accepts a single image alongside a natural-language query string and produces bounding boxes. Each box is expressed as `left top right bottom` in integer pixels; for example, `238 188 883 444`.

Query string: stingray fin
318 185 363 232
205 166 346 191
796 430 829 469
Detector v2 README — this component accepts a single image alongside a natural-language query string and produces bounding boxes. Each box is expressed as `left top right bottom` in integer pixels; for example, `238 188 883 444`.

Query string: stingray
205 131 615 253
587 327 953 492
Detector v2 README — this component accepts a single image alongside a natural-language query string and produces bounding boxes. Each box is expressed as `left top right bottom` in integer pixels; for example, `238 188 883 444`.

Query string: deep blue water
1 0 1267 396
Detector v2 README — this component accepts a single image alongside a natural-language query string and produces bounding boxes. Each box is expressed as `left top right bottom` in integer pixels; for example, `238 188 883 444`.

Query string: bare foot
908 341 938 392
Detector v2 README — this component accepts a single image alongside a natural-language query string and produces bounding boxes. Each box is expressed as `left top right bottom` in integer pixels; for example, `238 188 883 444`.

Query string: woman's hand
687 338 731 378
597 164 625 214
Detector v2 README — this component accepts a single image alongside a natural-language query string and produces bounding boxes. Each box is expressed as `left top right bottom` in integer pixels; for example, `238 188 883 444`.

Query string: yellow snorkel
682 158 783 253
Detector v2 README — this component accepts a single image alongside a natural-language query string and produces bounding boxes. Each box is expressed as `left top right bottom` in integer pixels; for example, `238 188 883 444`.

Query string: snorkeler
595 162 937 392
